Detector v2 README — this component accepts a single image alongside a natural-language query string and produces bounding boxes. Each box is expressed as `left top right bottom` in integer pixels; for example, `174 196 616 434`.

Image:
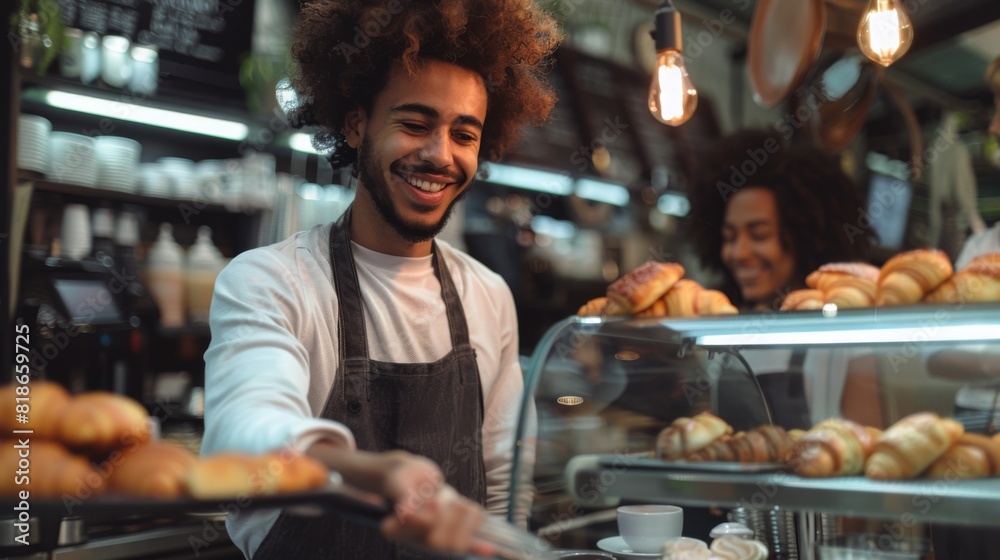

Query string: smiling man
200 1 561 559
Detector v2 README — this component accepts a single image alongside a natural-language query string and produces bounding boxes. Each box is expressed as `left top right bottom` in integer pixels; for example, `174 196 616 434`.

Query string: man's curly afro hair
287 0 562 169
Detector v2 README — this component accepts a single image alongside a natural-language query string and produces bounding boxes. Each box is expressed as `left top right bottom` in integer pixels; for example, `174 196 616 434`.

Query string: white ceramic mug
617 505 683 554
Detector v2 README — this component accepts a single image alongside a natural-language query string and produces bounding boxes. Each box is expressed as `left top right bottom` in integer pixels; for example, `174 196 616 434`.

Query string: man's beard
356 136 468 244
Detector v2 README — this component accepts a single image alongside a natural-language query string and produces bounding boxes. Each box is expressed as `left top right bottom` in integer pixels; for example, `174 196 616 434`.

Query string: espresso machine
15 250 159 402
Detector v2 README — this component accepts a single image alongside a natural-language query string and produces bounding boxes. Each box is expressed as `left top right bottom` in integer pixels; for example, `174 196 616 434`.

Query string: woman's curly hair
287 0 562 169
686 129 875 305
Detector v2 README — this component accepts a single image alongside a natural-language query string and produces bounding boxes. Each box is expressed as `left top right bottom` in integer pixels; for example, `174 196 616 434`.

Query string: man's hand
307 442 496 556
378 452 494 556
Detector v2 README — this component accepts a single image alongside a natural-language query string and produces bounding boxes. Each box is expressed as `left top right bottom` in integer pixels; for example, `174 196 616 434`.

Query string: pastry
663 279 703 318
709 536 768 560
696 289 738 316
107 441 198 498
686 425 795 464
661 537 711 560
187 450 328 499
635 297 668 318
786 419 881 477
577 297 608 317
779 289 825 311
0 380 71 440
924 263 1000 304
0 440 105 498
606 261 684 314
56 391 151 454
876 249 953 306
925 433 1000 479
656 412 733 460
806 262 881 290
865 412 964 480
967 252 1000 268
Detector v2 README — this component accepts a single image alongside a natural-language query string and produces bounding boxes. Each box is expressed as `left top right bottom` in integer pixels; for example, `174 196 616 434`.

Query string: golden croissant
780 289 825 311
786 419 881 477
876 249 953 306
662 279 703 318
925 433 1000 480
696 289 738 316
924 263 1000 305
656 411 733 460
864 412 964 480
607 261 684 314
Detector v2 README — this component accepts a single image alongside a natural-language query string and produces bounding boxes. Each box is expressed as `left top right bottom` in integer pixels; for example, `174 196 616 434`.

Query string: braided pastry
780 289 825 311
876 249 953 306
924 263 1000 304
606 261 684 314
864 412 964 480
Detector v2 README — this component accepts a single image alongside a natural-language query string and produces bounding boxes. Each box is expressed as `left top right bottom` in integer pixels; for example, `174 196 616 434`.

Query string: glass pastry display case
508 304 1000 557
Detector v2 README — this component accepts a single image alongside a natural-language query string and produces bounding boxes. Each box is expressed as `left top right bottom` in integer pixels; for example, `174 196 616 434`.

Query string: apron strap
432 242 472 350
329 207 371 368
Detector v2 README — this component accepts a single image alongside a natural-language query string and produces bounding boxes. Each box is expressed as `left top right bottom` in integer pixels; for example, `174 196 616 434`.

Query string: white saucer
596 536 661 559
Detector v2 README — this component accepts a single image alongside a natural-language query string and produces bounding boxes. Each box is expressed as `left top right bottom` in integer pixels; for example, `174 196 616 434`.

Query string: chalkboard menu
56 0 255 93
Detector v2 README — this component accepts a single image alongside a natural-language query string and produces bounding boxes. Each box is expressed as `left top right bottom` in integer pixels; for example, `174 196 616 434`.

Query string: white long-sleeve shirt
201 223 524 558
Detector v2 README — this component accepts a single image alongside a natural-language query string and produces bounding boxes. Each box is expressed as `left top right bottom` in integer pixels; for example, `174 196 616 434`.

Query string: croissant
780 289 825 311
967 252 1000 268
864 412 964 480
56 392 151 455
0 440 105 498
107 442 198 498
696 289 738 316
806 262 881 290
607 261 685 314
635 297 668 318
876 249 953 306
687 425 795 464
187 451 328 499
662 279 703 318
924 263 1000 304
0 380 71 440
577 297 608 317
656 412 733 460
925 433 1000 480
825 276 878 308
786 419 881 477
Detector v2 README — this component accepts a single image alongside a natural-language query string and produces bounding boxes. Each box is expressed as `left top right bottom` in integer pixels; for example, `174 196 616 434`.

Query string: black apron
253 208 487 559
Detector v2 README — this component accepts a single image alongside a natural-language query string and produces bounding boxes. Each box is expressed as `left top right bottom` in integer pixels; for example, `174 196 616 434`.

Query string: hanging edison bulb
648 0 698 126
857 0 914 67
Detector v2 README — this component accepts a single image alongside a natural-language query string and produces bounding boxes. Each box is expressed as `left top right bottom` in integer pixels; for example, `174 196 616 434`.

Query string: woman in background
687 129 874 311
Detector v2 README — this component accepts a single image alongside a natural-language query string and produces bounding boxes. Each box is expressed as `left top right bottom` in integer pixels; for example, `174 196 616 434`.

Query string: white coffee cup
617 505 683 554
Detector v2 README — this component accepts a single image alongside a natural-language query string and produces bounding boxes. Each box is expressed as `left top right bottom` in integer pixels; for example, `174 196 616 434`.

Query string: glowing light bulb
857 0 913 67
648 50 698 126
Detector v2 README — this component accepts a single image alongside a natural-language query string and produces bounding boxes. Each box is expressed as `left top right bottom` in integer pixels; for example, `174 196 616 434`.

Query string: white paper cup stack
138 163 172 197
61 203 92 260
17 114 51 174
49 132 98 187
95 136 141 192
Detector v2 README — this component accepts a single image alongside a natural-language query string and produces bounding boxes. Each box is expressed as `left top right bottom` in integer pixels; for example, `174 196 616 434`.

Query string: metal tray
599 456 788 473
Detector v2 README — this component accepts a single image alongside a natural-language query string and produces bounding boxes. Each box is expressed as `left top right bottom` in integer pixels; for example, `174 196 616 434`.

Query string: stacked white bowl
158 157 198 200
49 132 98 187
138 163 172 197
95 136 141 192
17 114 51 174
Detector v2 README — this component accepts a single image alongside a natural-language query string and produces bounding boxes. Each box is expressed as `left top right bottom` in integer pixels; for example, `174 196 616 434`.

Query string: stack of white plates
17 114 51 174
95 136 141 192
49 132 98 187
158 157 197 200
138 163 172 197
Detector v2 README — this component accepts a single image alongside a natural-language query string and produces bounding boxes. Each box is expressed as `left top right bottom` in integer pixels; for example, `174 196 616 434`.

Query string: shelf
562 303 1000 349
575 459 1000 527
20 174 251 215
